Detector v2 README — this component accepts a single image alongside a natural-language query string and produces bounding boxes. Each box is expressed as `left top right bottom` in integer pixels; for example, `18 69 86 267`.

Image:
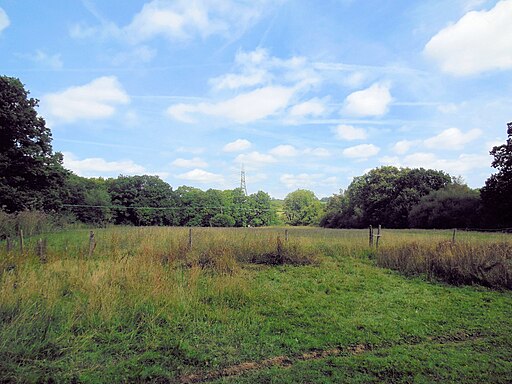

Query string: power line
62 204 274 212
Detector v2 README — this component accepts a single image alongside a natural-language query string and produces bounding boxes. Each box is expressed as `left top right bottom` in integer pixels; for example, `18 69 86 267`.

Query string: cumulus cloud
171 157 208 168
342 83 393 117
334 124 368 141
167 85 295 124
424 128 482 150
0 8 10 34
402 152 490 175
269 144 299 157
176 168 223 183
392 140 418 155
342 144 380 159
424 0 512 75
42 76 130 123
63 152 145 177
223 139 251 152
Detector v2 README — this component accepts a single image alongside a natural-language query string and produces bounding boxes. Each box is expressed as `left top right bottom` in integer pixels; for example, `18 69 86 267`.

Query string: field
1 227 511 383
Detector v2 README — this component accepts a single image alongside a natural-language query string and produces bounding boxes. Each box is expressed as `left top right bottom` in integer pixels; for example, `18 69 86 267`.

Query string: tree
0 76 68 212
63 175 111 224
283 189 323 226
107 175 177 225
319 166 451 228
408 184 481 228
481 122 512 227
246 191 276 227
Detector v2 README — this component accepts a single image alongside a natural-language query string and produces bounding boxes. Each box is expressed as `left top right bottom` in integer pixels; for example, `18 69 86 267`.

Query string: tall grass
1 226 512 382
377 240 512 289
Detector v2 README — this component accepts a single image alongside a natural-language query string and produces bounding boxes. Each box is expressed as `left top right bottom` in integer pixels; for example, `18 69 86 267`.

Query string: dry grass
377 240 512 289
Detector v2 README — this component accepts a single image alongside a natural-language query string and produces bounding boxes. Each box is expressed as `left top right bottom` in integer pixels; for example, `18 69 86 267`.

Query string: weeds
377 241 512 289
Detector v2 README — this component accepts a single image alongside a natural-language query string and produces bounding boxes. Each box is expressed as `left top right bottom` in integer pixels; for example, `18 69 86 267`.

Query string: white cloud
343 144 380 159
303 147 331 157
235 151 276 166
77 0 270 44
424 128 482 150
223 139 252 152
269 144 299 157
176 168 223 183
342 71 367 88
342 83 393 117
334 124 368 140
166 103 198 123
288 98 326 118
63 152 145 177
0 8 10 34
210 69 267 90
167 85 295 124
402 152 490 174
42 76 130 123
392 140 417 154
424 0 512 75
171 157 208 168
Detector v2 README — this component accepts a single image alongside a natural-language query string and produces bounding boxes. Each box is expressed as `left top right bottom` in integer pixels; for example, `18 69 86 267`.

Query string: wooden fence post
37 238 47 263
452 228 457 244
6 237 12 253
369 225 373 247
285 229 289 241
88 231 96 257
376 225 381 249
188 228 193 250
19 229 24 254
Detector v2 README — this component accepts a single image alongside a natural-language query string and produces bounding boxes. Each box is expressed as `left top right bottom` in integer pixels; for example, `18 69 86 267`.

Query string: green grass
0 227 511 383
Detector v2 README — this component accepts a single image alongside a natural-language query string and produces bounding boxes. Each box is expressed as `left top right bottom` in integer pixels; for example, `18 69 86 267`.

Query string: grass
0 226 511 383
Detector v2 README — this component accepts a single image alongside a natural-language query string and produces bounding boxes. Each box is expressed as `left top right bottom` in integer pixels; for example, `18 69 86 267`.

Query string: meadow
0 226 511 383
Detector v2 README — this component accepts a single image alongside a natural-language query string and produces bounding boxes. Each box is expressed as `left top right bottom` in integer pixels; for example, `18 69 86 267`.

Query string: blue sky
1 0 511 198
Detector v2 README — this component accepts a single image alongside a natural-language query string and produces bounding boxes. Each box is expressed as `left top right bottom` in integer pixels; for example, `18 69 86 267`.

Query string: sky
1 0 511 199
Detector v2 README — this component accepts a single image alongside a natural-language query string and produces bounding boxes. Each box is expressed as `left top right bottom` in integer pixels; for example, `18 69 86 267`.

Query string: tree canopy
321 166 451 228
481 122 512 227
283 189 323 226
0 76 68 212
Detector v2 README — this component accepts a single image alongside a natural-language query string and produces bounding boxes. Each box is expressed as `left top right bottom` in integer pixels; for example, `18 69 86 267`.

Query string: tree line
1 75 511 229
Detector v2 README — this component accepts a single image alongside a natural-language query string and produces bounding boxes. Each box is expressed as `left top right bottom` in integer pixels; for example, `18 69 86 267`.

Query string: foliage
107 175 177 226
209 213 236 227
62 174 112 224
283 189 323 226
0 76 68 212
408 183 481 228
322 166 451 228
481 122 512 227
